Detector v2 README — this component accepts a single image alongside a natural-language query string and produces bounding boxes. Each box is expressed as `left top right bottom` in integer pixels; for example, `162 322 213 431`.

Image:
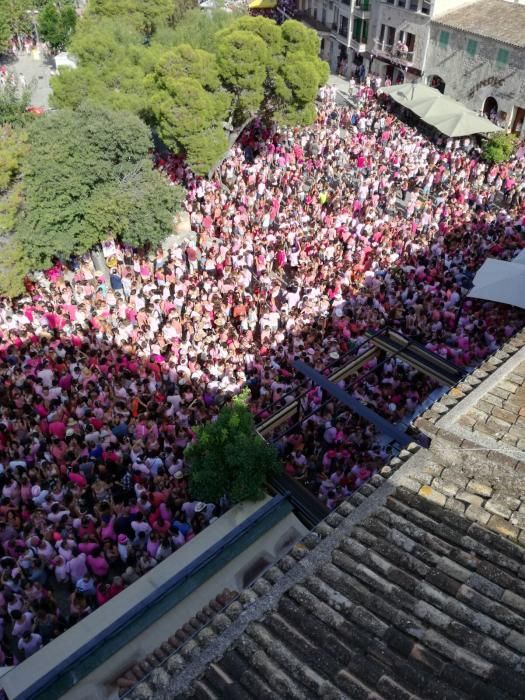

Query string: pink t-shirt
87 554 109 578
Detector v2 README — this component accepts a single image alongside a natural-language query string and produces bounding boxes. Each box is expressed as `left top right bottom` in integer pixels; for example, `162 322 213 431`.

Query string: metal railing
374 40 415 64
254 330 386 433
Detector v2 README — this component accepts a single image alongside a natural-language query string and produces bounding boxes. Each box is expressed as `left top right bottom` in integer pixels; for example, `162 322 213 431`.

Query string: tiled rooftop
433 0 525 49
124 333 525 700
412 337 525 543
461 360 525 451
186 488 525 700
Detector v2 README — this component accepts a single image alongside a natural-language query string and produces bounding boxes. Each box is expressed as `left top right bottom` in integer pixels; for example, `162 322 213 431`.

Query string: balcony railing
295 10 332 34
351 36 368 50
374 39 415 64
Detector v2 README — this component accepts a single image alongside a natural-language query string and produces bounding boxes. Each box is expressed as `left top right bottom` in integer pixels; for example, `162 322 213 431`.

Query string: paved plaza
10 51 53 109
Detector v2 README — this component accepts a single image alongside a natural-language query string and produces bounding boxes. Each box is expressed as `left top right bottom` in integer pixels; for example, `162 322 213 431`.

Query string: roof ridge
124 472 399 698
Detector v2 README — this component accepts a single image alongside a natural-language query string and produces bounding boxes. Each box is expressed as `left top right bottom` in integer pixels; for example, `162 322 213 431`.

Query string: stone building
370 0 474 85
296 0 372 77
425 0 525 137
295 1 476 82
299 0 525 137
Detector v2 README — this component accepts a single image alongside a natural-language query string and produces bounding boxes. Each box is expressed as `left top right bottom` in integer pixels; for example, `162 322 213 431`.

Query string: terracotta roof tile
139 488 525 700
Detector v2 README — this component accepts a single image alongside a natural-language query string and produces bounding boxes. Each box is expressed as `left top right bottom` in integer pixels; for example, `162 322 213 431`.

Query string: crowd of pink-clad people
0 87 522 663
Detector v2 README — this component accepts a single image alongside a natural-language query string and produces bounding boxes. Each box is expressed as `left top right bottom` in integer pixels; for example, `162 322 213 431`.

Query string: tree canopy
482 132 517 164
86 0 178 35
50 18 151 114
185 392 281 504
151 17 328 173
51 10 328 175
0 12 11 54
152 6 241 54
0 80 34 127
15 105 183 271
38 1 76 52
0 125 29 235
0 126 31 298
0 0 33 49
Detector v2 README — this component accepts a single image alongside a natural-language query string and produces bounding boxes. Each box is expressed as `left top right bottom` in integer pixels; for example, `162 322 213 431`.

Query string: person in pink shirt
86 548 109 578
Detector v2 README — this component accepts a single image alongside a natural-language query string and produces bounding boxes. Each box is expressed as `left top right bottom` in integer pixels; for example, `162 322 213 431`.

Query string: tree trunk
90 245 110 285
207 116 255 179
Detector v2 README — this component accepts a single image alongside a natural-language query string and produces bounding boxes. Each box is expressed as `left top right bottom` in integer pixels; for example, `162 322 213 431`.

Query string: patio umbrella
468 258 525 309
378 83 438 108
412 95 462 122
379 83 503 137
430 110 502 137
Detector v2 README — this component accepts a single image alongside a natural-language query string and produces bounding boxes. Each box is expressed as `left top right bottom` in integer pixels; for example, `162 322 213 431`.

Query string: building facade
295 0 371 76
425 0 525 137
296 0 476 81
298 0 525 136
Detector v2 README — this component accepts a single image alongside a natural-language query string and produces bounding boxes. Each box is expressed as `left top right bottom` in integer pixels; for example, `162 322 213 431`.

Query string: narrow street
10 50 53 109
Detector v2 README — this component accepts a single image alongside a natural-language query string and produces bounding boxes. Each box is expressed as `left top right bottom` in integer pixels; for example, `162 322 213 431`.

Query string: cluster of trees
0 2 327 297
0 97 183 297
38 1 76 51
0 0 76 54
51 9 329 173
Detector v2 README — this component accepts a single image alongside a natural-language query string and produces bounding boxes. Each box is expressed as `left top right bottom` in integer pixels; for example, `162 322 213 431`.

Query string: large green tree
185 392 281 504
0 0 33 50
86 0 177 35
152 7 241 54
50 18 151 114
16 105 183 270
50 9 240 115
38 0 76 52
0 126 31 297
0 125 29 235
149 45 231 174
152 17 328 173
216 29 269 120
216 16 328 126
0 12 11 54
273 20 329 125
51 11 328 176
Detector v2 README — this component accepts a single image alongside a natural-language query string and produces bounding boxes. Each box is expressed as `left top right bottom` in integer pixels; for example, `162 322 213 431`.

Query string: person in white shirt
18 631 43 659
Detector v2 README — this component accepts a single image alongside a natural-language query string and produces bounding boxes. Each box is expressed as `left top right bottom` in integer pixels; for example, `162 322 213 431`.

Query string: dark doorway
483 96 498 121
428 75 445 94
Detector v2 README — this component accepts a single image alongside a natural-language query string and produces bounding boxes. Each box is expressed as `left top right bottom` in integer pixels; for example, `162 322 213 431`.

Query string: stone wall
425 25 525 134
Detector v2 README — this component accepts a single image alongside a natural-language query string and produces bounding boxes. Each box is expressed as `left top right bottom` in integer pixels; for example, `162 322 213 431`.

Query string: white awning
468 256 525 309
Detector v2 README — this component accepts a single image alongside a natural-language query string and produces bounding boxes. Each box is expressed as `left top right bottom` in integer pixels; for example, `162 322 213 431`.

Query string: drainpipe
419 15 432 85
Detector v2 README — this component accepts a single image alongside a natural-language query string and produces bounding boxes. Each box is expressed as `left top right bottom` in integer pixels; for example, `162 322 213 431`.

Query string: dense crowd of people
0 84 523 664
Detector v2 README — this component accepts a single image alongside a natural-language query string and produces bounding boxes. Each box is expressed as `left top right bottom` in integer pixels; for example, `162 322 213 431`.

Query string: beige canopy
379 83 502 137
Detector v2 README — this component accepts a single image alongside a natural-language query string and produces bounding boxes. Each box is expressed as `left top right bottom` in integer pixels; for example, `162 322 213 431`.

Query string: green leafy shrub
482 132 517 164
185 392 281 504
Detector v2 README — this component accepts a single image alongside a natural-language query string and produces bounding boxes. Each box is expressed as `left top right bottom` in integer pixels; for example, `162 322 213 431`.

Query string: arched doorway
483 96 498 121
428 75 445 93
